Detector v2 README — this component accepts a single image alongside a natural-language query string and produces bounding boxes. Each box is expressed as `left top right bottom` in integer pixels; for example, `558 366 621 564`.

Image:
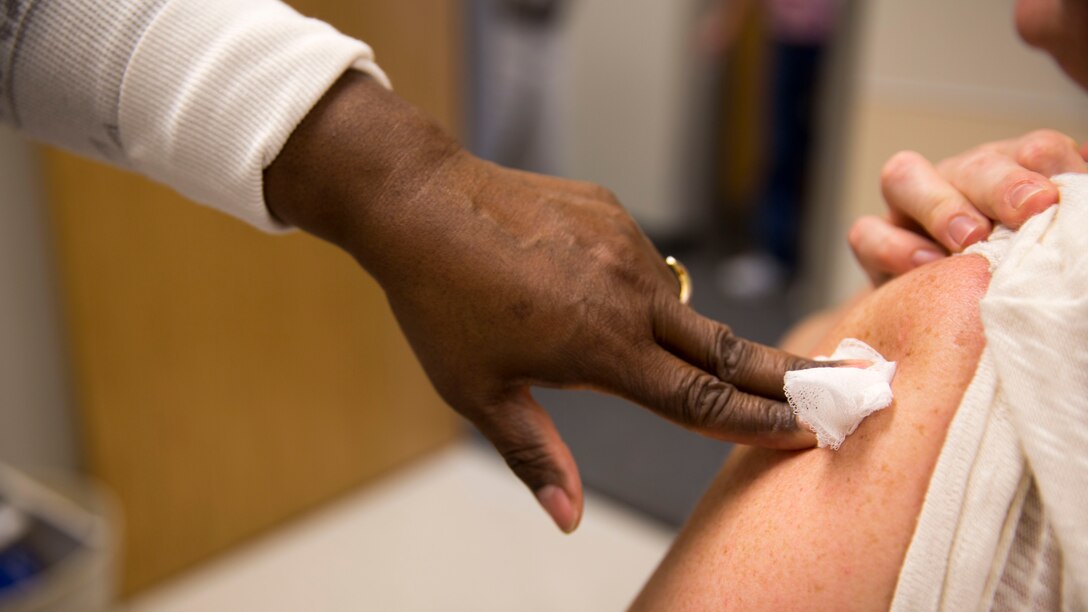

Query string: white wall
560 0 706 237
0 129 77 470
822 0 1088 304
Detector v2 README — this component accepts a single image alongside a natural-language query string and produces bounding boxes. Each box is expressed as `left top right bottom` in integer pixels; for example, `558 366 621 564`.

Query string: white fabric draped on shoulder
894 173 1088 611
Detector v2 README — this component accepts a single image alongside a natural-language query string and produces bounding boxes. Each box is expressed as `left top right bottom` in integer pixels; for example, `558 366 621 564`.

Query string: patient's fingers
1005 129 1087 177
936 153 1057 230
881 150 992 252
858 131 1086 286
937 130 1085 229
848 215 946 286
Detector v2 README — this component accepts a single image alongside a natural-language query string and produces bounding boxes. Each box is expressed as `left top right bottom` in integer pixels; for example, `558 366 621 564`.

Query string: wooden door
43 0 464 595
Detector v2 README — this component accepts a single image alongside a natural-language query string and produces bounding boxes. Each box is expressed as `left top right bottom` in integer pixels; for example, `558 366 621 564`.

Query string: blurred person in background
469 0 567 174
701 0 846 297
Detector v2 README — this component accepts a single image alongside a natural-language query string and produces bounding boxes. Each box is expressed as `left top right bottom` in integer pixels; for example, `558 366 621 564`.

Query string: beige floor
127 442 675 612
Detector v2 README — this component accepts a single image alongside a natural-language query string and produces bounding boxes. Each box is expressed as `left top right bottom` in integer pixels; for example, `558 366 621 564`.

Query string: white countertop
128 442 674 611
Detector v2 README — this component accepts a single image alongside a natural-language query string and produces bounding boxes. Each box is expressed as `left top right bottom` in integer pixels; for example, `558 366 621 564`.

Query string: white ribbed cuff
119 0 391 232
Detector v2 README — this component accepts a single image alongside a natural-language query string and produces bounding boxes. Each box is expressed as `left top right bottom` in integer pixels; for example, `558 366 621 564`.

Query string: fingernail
535 485 578 534
910 249 944 267
948 215 985 248
838 359 873 369
1009 181 1049 211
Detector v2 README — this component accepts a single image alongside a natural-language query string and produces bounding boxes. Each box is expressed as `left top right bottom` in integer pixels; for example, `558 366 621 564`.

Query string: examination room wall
0 130 76 471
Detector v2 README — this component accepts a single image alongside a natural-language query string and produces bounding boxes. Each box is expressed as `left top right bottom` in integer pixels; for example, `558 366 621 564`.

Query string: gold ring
665 256 692 305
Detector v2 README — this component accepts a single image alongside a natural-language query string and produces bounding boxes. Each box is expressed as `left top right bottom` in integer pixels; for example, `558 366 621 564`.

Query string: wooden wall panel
43 0 464 595
295 0 464 132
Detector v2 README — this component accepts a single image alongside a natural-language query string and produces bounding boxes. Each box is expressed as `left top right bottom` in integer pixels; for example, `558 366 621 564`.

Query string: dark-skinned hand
265 71 820 533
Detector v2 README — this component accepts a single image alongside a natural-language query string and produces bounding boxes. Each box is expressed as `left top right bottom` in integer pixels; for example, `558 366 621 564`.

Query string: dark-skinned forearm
263 70 463 280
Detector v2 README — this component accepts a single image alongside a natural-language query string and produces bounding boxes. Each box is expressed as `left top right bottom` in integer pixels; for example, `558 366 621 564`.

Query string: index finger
651 296 821 399
936 149 1059 230
612 343 816 449
938 131 1086 228
1000 129 1087 177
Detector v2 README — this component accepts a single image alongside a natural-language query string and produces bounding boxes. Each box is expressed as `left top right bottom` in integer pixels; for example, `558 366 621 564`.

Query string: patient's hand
850 130 1087 285
633 253 990 610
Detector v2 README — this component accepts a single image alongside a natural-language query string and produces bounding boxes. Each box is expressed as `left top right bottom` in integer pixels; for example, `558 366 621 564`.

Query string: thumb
470 388 584 533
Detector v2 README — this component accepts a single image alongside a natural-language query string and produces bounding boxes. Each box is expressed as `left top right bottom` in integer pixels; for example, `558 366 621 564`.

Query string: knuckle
1018 130 1074 167
595 240 637 277
956 148 991 176
712 326 745 381
682 374 737 430
605 206 641 237
501 441 555 487
679 372 801 436
593 241 651 293
936 146 986 188
1026 128 1075 149
929 192 969 225
682 376 798 437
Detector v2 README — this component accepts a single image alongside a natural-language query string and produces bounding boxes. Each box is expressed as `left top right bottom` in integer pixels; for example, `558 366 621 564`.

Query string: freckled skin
632 255 990 611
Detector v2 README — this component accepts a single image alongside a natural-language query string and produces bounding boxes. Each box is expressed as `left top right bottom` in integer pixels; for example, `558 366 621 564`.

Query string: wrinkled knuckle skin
712 326 746 382
501 441 556 489
957 149 991 178
1019 130 1074 168
1027 128 1075 150
595 241 642 289
761 403 801 435
929 192 969 229
682 375 737 431
681 374 800 436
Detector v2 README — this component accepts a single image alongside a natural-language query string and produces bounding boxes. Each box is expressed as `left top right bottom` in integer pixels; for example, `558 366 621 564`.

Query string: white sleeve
0 0 391 232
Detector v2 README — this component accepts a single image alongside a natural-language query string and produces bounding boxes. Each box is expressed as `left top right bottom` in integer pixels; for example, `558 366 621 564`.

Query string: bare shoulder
633 255 989 611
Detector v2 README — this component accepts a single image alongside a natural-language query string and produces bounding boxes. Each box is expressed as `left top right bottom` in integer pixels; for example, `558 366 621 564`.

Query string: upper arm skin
633 254 991 611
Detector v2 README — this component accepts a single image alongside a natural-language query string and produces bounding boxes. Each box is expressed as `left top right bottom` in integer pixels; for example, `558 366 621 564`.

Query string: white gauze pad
784 338 897 450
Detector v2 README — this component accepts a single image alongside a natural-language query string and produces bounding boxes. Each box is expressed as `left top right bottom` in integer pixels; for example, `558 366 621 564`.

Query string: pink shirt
766 0 843 44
